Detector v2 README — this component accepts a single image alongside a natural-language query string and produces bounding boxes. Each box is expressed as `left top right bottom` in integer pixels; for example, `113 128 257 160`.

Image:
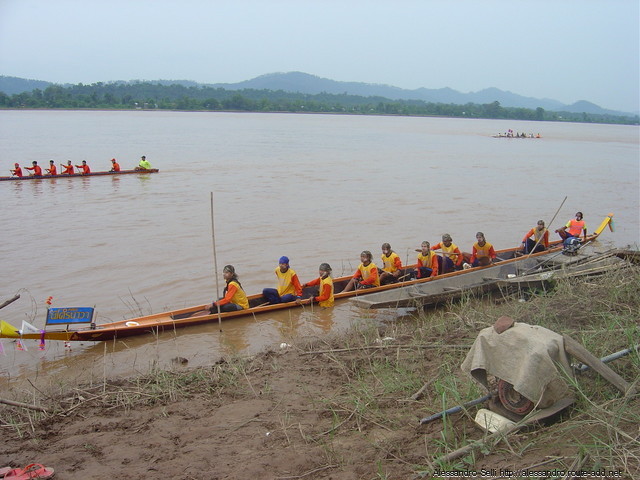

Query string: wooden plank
563 334 636 396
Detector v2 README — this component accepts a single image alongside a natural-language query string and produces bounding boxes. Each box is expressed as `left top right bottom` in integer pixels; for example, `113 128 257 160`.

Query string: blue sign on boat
46 307 94 325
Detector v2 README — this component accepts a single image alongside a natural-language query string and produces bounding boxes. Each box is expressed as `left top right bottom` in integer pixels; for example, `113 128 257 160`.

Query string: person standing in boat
60 161 74 174
75 160 91 174
555 212 587 242
25 161 43 176
46 160 57 175
468 232 497 267
379 243 403 284
262 256 303 304
431 234 463 273
110 158 121 172
135 155 152 170
521 220 549 254
299 263 334 307
342 251 380 292
10 163 22 177
415 241 439 278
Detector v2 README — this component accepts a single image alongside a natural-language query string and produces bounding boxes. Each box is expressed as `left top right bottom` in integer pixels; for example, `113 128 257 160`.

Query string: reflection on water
0 111 638 389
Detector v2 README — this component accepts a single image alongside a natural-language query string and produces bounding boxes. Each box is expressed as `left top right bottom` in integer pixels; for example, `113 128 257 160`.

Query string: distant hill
1 72 635 116
0 75 52 95
210 72 634 116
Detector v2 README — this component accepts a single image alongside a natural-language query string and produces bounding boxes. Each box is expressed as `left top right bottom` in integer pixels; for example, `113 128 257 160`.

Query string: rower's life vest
566 219 586 237
381 252 401 273
224 280 249 310
473 241 494 259
532 227 548 243
435 243 460 264
417 251 435 267
318 276 334 308
275 267 298 297
358 262 380 287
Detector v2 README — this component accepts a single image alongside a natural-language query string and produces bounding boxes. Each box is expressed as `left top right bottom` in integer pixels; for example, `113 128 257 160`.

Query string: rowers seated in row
342 250 380 292
25 161 43 176
521 220 549 254
466 232 497 268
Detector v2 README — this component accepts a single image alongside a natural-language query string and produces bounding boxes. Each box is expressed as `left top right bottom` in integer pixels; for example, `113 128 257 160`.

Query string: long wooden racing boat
0 169 159 181
2 215 614 342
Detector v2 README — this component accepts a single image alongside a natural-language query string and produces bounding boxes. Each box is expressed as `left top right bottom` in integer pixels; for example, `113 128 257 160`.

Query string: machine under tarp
461 322 573 408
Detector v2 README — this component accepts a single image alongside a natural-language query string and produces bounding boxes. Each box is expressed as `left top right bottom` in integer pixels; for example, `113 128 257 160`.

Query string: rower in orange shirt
25 161 43 176
75 160 91 174
60 161 74 174
110 158 121 172
46 160 57 175
342 251 380 292
10 163 22 177
556 212 587 242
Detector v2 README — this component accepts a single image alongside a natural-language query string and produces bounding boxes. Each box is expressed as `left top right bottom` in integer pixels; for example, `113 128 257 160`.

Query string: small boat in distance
0 168 159 182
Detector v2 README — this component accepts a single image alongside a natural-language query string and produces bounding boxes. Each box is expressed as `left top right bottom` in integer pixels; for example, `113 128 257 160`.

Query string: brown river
1 110 638 388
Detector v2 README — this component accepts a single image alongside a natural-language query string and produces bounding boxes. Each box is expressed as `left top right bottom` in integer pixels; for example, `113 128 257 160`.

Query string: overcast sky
1 0 638 112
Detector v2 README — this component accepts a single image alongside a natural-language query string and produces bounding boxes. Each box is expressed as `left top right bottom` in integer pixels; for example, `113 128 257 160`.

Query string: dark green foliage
0 81 637 125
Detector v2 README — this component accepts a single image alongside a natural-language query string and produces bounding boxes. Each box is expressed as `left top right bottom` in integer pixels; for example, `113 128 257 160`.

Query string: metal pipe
419 393 491 425
574 345 639 373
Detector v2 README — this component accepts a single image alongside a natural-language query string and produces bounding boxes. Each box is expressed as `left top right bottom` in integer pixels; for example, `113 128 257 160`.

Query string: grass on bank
2 266 639 478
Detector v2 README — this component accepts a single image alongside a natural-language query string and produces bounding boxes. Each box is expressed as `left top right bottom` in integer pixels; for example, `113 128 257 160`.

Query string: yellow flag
0 320 20 338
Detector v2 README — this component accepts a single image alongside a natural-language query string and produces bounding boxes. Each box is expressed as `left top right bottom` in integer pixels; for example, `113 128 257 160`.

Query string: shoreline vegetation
2 264 638 479
1 82 638 125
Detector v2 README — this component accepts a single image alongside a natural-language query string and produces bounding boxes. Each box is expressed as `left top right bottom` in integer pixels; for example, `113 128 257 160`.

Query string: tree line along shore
1 82 637 125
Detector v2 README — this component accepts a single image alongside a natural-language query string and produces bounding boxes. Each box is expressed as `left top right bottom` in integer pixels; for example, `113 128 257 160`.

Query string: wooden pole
0 294 20 310
210 192 222 331
0 397 47 413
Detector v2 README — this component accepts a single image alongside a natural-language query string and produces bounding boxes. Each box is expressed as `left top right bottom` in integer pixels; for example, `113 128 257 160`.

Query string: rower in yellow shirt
379 243 403 284
262 256 303 304
299 263 334 307
342 251 380 292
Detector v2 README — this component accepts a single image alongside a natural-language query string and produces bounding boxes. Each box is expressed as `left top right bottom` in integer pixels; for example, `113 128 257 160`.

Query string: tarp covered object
461 323 573 408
